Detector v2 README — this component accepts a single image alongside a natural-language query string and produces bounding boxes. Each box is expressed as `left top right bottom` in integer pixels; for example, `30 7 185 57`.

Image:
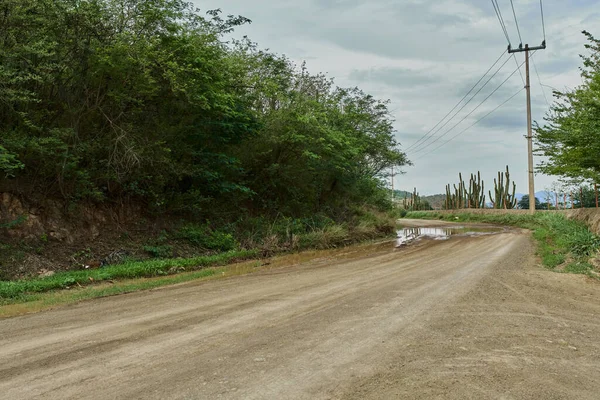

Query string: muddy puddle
396 226 504 246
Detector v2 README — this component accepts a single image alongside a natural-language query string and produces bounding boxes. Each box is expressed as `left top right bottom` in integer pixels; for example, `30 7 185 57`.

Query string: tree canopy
517 195 543 210
0 0 409 220
535 31 600 184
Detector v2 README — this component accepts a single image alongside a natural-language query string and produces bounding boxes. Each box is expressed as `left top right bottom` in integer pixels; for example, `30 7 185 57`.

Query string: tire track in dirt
1 224 599 399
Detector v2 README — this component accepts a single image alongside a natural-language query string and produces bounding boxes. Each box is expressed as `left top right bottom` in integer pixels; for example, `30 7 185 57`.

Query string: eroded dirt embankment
565 208 600 235
0 192 167 279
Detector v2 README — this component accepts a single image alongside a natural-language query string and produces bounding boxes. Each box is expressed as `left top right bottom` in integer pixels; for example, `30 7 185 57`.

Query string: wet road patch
396 226 504 246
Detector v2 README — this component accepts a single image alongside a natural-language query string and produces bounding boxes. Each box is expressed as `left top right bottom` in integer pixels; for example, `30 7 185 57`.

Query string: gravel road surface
1 220 600 399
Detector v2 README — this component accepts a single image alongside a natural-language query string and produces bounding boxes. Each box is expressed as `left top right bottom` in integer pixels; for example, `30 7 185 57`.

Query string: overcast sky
196 0 599 195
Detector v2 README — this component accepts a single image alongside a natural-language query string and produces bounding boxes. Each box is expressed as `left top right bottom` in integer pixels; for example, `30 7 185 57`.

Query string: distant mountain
393 190 446 209
421 194 446 209
392 190 413 199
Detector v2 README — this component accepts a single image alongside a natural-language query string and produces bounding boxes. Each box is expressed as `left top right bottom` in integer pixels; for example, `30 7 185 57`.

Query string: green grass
0 250 258 301
0 268 221 309
0 211 399 310
404 211 600 276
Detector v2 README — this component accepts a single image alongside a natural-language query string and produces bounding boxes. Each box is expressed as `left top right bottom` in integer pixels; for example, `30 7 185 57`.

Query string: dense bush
177 224 238 252
0 0 409 225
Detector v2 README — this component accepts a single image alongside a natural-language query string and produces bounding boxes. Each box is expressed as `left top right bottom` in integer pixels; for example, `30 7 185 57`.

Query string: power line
513 54 525 86
410 54 513 154
408 53 511 153
411 56 527 155
494 0 511 44
531 54 550 106
509 0 523 45
404 50 506 152
540 0 546 41
415 88 525 160
491 0 511 45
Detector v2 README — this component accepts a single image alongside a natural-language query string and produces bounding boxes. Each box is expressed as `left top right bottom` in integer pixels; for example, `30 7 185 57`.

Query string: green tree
535 31 600 185
0 0 410 224
0 0 255 207
518 195 542 210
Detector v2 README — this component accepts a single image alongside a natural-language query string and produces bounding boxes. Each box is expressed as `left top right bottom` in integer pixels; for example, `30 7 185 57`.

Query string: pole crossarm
508 41 546 53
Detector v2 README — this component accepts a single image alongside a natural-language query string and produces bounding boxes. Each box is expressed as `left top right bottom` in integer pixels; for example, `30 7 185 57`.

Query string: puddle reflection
396 226 502 246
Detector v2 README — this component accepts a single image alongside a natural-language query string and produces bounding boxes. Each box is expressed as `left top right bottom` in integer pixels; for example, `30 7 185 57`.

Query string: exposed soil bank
565 209 600 235
0 192 396 280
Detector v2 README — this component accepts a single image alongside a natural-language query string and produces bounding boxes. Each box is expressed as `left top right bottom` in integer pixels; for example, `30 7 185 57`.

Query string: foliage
143 245 174 259
0 145 23 177
176 224 238 251
0 215 27 229
571 185 599 208
0 208 399 299
0 0 409 222
535 31 600 185
518 195 544 210
231 209 397 254
0 249 258 300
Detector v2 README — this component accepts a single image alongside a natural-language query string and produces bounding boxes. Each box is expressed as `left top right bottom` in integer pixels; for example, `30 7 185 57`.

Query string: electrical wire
491 0 511 45
411 57 527 155
404 50 507 152
531 53 550 106
495 0 511 44
513 54 525 86
409 54 511 153
409 54 513 154
414 88 525 160
509 0 523 45
540 0 546 42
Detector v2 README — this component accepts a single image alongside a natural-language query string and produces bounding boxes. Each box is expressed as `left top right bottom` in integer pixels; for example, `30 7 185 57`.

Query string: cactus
404 188 430 211
489 165 517 209
445 171 485 209
467 171 486 208
445 184 452 210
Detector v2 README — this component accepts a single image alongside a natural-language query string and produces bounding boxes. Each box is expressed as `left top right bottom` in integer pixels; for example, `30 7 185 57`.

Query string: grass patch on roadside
0 210 399 313
0 250 258 302
0 258 279 318
0 240 394 318
404 211 600 276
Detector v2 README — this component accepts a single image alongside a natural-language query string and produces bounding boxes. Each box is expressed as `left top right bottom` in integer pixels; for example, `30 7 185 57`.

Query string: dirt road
2 220 600 399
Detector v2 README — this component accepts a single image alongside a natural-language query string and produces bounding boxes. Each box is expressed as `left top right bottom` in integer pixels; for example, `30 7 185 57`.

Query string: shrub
143 245 173 259
177 224 237 252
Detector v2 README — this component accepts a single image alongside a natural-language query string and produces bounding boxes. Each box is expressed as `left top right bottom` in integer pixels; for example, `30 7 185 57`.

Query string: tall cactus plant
445 171 485 209
489 165 517 209
403 188 428 211
467 171 486 208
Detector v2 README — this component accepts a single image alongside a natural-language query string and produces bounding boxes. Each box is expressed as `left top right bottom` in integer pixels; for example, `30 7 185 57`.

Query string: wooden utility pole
391 166 395 203
509 42 546 215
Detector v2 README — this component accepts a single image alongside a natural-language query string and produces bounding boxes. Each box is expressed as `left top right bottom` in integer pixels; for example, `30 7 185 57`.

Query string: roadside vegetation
404 211 600 277
0 208 398 304
0 0 408 283
534 31 600 196
0 250 256 302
